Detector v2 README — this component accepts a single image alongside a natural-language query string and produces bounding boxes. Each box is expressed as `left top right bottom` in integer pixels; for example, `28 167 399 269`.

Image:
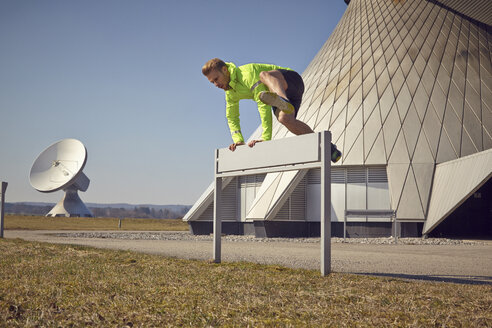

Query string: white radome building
184 0 492 238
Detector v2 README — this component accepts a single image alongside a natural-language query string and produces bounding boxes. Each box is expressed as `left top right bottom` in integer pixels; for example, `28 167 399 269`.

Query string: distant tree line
5 203 53 216
90 206 186 219
4 203 190 219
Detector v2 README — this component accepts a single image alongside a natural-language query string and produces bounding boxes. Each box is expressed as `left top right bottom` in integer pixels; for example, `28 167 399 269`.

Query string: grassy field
0 238 490 327
4 215 189 231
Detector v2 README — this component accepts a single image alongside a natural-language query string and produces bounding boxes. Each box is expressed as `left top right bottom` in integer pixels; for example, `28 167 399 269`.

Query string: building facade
185 0 492 238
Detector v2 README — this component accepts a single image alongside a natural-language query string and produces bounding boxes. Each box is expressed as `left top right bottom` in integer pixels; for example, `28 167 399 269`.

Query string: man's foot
259 91 295 114
331 143 342 163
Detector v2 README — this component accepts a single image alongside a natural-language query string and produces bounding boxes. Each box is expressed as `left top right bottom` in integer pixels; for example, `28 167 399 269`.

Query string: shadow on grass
353 272 492 285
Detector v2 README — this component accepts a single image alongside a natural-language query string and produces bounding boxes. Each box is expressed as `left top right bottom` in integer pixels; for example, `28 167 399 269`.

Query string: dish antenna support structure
30 138 93 217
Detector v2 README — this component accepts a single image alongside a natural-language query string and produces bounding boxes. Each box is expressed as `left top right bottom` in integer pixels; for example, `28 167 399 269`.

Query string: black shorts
275 69 305 118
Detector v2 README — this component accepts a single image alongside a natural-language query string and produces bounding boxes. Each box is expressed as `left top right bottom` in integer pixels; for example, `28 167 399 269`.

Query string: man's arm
252 84 273 142
225 95 245 144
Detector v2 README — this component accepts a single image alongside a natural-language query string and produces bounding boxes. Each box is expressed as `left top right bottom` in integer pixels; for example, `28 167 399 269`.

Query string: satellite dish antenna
29 138 93 217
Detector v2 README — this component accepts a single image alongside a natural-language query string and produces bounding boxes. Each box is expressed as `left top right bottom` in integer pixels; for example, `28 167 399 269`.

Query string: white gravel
51 231 486 245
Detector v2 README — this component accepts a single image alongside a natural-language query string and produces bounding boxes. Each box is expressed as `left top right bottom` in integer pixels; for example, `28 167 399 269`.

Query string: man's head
202 58 230 90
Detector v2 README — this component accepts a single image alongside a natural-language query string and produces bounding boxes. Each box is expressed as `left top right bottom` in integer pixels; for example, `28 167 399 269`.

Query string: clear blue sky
0 0 347 205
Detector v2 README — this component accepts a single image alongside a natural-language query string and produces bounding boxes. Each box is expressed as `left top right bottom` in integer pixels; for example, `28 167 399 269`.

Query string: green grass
0 238 490 327
4 215 189 231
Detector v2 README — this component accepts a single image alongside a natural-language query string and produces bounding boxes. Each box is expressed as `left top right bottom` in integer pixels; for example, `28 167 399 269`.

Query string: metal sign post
213 131 332 276
320 132 331 275
213 149 223 263
1 182 8 238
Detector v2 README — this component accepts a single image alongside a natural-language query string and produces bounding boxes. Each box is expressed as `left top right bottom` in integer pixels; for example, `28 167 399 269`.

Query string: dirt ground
5 230 492 284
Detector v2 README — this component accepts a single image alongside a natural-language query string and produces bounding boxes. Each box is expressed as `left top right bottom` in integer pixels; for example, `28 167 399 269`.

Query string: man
202 58 341 162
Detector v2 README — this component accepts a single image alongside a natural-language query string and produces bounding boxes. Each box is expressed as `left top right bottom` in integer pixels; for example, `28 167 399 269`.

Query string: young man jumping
202 58 341 162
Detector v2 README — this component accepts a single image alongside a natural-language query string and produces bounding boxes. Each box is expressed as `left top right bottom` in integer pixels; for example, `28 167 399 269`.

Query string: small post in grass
0 182 8 238
118 217 123 229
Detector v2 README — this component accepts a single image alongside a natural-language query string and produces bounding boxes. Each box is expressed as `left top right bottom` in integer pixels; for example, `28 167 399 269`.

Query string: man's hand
248 139 263 148
229 141 245 151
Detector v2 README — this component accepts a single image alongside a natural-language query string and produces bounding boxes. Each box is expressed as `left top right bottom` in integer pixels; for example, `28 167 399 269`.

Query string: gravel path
5 230 492 285
51 231 486 245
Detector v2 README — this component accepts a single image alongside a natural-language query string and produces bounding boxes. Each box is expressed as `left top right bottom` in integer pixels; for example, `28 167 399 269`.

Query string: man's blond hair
202 58 227 76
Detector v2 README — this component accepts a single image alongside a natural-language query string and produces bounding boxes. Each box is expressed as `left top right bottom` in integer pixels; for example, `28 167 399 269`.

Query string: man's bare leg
274 109 314 135
259 70 289 99
260 70 314 135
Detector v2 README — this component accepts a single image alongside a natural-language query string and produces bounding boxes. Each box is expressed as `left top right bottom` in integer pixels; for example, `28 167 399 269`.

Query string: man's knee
260 70 288 91
259 70 273 83
277 112 295 126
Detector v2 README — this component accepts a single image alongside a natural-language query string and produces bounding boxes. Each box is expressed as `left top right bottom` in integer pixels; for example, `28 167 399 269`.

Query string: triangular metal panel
183 177 235 222
336 70 351 102
364 104 383 158
309 80 326 105
463 101 483 151
443 99 463 154
182 183 214 222
350 57 363 80
308 92 324 116
382 103 401 159
482 97 492 136
422 102 441 160
376 68 391 100
412 163 435 216
406 66 420 97
430 83 448 123
246 172 283 220
389 129 410 164
344 106 363 156
347 98 363 128
461 126 479 157
271 171 301 209
365 129 387 165
483 89 492 145
420 65 436 100
402 103 421 156
379 84 395 123
466 81 481 119
386 48 400 78
331 88 349 126
437 126 459 163
374 53 387 82
363 84 379 124
436 65 452 99
349 68 364 101
362 68 377 100
326 111 346 146
414 53 426 78
424 149 492 234
347 85 363 122
314 107 332 133
265 170 308 221
387 163 410 213
321 86 336 115
400 53 413 78
412 128 435 163
343 129 364 165
397 165 425 219
306 109 320 132
390 67 405 98
482 81 492 107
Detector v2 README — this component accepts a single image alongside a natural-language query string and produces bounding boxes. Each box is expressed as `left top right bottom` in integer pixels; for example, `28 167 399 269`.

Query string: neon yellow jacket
225 62 292 143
